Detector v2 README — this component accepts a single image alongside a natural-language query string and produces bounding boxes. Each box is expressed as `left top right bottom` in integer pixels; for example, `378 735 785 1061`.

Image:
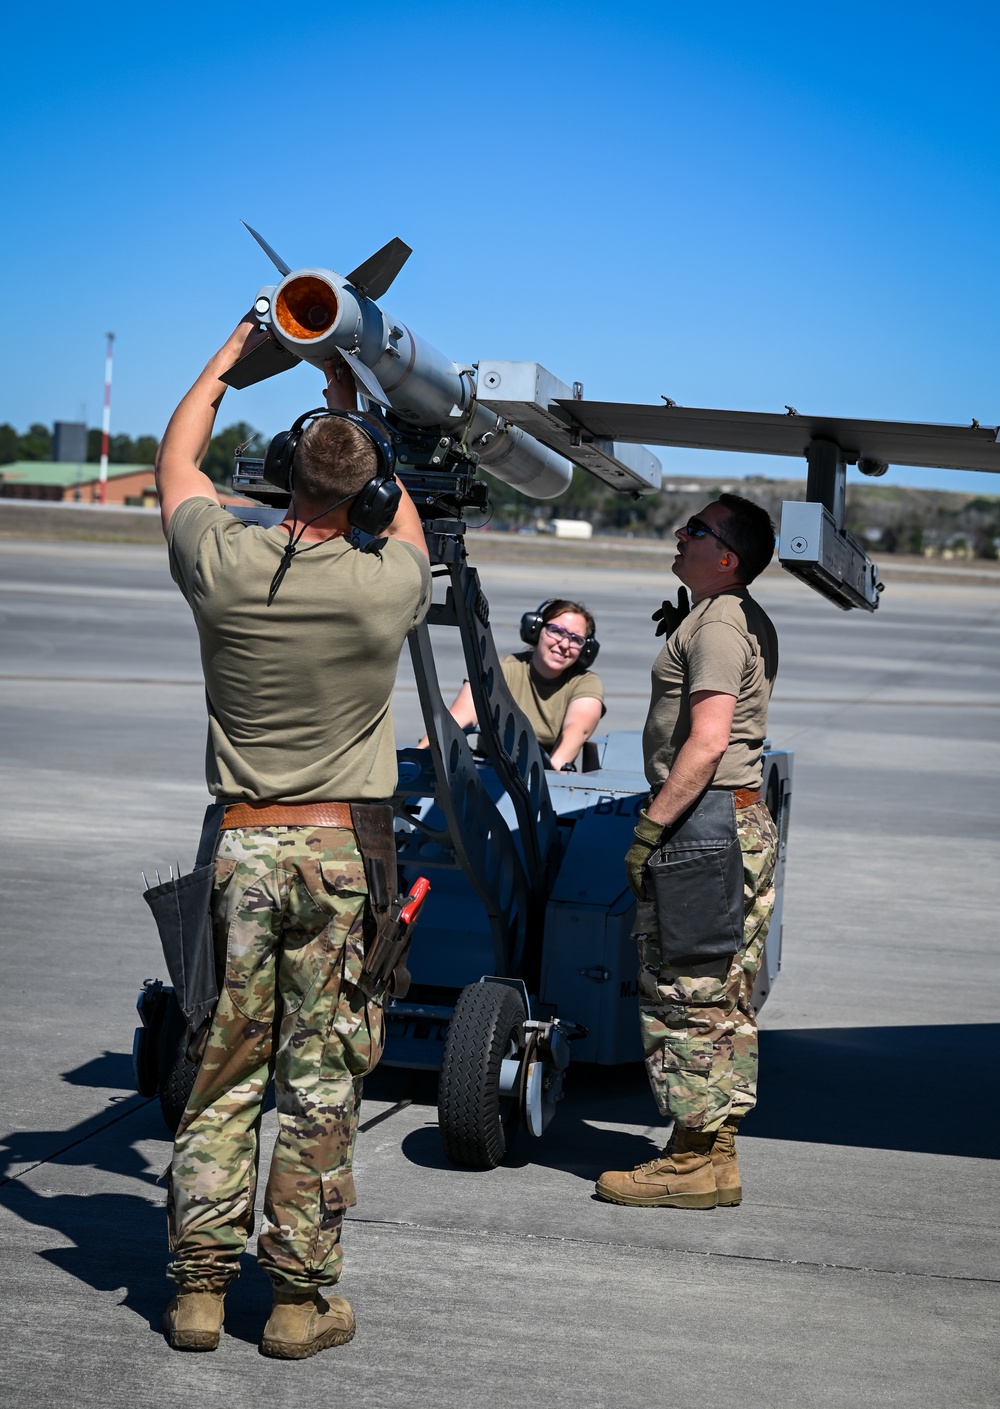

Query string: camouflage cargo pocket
327 983 385 1078
223 878 280 1023
323 907 386 1078
304 1167 358 1272
658 1037 714 1124
320 1165 356 1217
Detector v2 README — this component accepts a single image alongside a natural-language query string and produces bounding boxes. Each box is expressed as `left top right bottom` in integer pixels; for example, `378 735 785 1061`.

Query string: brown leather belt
733 787 762 809
220 801 355 830
648 787 763 811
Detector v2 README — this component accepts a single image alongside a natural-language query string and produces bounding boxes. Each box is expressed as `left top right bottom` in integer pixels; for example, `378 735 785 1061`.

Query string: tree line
3 420 997 556
480 468 1000 559
0 421 259 487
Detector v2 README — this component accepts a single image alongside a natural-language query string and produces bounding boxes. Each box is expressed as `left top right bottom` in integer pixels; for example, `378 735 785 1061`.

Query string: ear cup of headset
342 412 398 534
263 406 322 492
519 602 548 647
262 430 296 491
349 477 402 536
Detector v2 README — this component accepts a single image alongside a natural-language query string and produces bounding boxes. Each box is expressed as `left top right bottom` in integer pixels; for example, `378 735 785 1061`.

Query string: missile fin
221 337 301 389
336 346 392 407
241 221 292 276
346 237 412 301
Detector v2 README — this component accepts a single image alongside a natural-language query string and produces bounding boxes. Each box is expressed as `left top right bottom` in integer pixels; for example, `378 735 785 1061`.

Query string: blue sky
2 1 999 494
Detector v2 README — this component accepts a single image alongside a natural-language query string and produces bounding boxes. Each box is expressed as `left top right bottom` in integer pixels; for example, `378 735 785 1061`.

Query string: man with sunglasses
597 494 779 1211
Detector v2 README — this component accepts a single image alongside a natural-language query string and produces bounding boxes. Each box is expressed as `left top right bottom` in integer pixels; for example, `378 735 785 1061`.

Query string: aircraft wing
549 402 1000 474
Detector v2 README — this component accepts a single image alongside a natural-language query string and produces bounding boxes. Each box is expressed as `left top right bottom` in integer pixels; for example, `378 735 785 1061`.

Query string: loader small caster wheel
437 981 526 1169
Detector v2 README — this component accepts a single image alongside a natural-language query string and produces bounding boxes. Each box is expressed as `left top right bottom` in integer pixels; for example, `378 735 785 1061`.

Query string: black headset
263 407 401 536
519 599 600 669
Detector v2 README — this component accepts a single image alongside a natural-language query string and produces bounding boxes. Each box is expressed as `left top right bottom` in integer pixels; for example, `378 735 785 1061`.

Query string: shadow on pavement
0 1096 171 1324
0 1056 272 1334
745 1023 1000 1160
391 1023 1000 1177
388 1061 659 1176
3 1023 994 1315
59 1051 136 1089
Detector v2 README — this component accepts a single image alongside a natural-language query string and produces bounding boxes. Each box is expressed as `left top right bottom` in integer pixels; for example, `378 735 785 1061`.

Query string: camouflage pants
636 799 777 1133
168 825 384 1293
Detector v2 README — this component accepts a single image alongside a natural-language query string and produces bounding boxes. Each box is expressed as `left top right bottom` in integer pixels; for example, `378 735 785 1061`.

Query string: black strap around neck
267 494 352 606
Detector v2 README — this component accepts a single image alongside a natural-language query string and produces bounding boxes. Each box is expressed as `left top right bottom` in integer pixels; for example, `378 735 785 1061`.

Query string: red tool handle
398 876 431 926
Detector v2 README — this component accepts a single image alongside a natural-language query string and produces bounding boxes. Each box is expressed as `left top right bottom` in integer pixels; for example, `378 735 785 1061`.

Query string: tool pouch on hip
349 802 408 1001
646 789 744 963
141 803 225 1037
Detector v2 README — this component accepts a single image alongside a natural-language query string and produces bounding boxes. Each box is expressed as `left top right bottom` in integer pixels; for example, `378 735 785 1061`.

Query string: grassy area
3 499 998 587
0 501 165 544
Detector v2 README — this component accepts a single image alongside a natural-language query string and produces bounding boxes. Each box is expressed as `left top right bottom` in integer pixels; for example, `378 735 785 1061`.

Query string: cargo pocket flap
320 1167 357 1221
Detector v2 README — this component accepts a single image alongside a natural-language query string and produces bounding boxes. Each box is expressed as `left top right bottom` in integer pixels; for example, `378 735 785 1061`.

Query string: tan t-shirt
642 589 778 790
168 497 431 802
499 652 605 751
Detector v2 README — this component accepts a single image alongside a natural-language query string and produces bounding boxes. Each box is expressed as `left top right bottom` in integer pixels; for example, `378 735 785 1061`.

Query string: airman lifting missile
222 225 574 499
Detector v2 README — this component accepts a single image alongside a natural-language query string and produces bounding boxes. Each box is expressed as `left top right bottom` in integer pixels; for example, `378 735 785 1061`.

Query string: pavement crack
359 1098 413 1133
0 1097 156 1188
0 1095 417 1187
347 1214 999 1285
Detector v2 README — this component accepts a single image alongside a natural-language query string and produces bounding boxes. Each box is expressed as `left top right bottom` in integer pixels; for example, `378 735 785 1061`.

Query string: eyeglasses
542 622 587 651
684 516 737 554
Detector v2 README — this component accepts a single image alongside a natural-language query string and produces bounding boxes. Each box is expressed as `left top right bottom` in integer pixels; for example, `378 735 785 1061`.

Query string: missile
222 225 573 499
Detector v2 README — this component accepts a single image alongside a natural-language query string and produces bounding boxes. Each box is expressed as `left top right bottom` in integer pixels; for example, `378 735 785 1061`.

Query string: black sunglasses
685 516 737 554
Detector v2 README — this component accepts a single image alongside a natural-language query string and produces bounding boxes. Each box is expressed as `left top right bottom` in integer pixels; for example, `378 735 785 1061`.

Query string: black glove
651 587 690 637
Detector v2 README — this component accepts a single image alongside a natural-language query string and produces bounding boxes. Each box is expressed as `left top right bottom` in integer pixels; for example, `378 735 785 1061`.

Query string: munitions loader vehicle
133 229 794 1167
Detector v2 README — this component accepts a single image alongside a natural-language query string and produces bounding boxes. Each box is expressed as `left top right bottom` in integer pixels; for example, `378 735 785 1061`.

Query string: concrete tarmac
1 536 998 1407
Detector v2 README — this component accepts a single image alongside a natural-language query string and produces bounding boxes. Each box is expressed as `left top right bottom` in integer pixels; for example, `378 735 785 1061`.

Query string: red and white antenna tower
97 331 115 504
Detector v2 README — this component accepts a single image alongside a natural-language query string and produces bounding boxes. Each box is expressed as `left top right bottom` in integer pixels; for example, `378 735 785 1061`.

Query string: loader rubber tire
133 982 169 1098
157 992 200 1135
437 981 526 1169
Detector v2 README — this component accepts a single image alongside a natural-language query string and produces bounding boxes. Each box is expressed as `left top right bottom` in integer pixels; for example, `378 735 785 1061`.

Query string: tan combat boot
162 1289 226 1351
260 1287 356 1359
596 1128 718 1208
712 1116 743 1207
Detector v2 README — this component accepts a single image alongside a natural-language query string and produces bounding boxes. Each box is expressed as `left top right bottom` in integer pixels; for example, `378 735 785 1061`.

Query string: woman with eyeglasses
423 598 605 771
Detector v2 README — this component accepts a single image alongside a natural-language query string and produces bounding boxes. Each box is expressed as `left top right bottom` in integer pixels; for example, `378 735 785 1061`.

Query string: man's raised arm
155 314 270 534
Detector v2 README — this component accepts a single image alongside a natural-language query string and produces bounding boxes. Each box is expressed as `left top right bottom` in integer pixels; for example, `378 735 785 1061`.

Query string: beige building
0 462 157 505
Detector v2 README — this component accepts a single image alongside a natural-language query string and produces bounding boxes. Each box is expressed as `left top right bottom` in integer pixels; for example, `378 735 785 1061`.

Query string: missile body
235 247 573 499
